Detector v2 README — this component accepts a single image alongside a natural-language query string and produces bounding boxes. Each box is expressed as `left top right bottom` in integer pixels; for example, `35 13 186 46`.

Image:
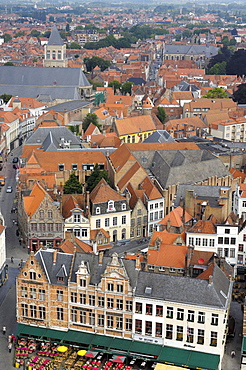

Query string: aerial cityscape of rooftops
3 1 246 370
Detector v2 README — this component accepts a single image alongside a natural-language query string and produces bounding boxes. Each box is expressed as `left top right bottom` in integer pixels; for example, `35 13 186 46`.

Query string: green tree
15 31 25 37
232 83 246 104
83 113 101 131
30 29 41 38
66 23 70 32
122 82 133 95
202 87 228 99
67 17 72 23
207 61 227 75
86 164 110 193
63 172 82 194
84 56 111 72
226 49 246 76
0 94 12 103
3 34 11 43
69 125 80 136
157 107 167 124
182 29 192 38
68 42 81 49
4 62 14 66
108 80 121 93
49 16 54 22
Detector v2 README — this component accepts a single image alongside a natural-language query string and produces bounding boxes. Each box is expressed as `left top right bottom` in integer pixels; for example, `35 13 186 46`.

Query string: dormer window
72 164 78 171
59 164 64 171
58 276 64 282
74 214 81 223
107 200 115 212
122 203 126 211
96 207 100 214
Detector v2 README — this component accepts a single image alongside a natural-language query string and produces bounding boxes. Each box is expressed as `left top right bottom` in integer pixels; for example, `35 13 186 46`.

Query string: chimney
208 275 213 285
135 254 141 270
167 219 171 232
186 244 194 272
93 240 97 255
98 251 104 265
53 249 58 265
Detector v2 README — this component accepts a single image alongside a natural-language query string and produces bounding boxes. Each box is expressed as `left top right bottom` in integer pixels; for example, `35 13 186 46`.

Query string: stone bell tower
43 25 67 68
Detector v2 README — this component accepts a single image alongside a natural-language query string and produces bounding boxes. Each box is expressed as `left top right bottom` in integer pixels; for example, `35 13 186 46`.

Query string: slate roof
24 126 82 150
133 149 229 190
0 66 91 100
135 264 232 309
164 44 218 58
143 130 175 144
174 184 230 208
48 25 63 46
35 249 73 285
127 77 146 85
71 253 138 288
45 100 91 113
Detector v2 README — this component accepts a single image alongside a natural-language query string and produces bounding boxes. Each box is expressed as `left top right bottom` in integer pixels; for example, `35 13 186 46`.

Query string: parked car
6 186 12 193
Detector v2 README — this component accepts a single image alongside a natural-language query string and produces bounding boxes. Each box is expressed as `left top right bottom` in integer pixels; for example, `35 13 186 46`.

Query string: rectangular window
230 248 235 258
39 289 45 301
57 290 63 302
126 300 132 311
74 214 81 223
57 307 64 321
105 218 109 227
225 229 230 234
80 310 86 324
177 308 184 320
89 312 95 326
47 223 53 232
166 324 173 339
107 298 114 309
156 322 162 337
167 307 173 319
156 305 163 317
122 216 126 224
231 238 236 245
150 213 153 221
30 288 36 299
145 321 152 335
80 293 86 305
21 286 28 298
98 296 104 307
39 223 45 232
154 211 158 220
107 315 113 328
224 237 229 244
108 283 114 291
116 317 123 330
136 302 142 313
146 304 153 315
81 229 87 237
211 313 219 326
89 295 95 306
217 248 223 257
31 223 37 232
209 239 215 247
224 248 229 257
96 219 101 228
197 329 205 344
210 331 217 347
22 303 28 317
187 327 194 343
135 319 142 333
198 311 205 324
98 314 104 327
59 164 64 171
189 237 194 245
71 309 77 322
113 217 117 226
176 326 183 341
80 279 86 287
202 239 208 246
188 310 194 322
117 284 123 293
195 238 201 246
117 299 123 310
126 318 132 331
39 306 46 320
218 237 223 244
71 292 77 303
30 305 37 318
239 244 244 252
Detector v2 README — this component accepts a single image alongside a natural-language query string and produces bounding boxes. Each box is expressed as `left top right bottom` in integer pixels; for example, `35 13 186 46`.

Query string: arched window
52 50 56 59
39 210 44 219
48 210 53 219
107 200 115 212
122 228 126 240
96 207 100 214
122 203 126 210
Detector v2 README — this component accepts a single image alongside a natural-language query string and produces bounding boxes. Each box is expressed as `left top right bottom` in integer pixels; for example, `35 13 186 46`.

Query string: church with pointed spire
44 25 68 68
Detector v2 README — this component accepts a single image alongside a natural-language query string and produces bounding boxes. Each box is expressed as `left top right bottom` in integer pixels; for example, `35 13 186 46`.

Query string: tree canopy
156 107 167 124
232 83 246 104
0 94 12 103
108 80 121 93
63 172 82 194
122 82 133 95
226 49 246 76
84 56 111 72
86 164 110 193
202 87 228 99
83 113 101 132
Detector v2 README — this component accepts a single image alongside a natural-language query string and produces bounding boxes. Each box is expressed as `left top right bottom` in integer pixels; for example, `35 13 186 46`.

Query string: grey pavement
0 267 19 369
221 301 242 370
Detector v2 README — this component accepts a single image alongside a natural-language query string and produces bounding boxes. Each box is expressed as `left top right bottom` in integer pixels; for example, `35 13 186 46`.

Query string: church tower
44 25 67 68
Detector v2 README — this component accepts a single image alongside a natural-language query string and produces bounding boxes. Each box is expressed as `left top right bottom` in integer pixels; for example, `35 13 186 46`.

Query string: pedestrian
231 350 235 358
8 342 12 353
8 335 11 343
11 334 15 343
10 256 13 263
2 326 6 334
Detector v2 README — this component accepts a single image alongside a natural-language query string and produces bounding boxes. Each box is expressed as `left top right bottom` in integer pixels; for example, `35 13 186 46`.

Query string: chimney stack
53 249 58 265
135 254 141 270
98 251 104 265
